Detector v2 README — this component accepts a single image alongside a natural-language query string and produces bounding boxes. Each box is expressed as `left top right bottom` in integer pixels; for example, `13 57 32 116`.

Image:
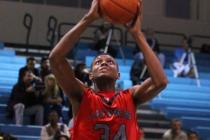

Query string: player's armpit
131 78 167 105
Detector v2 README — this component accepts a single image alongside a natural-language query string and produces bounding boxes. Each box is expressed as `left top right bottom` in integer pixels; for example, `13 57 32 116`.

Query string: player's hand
126 1 143 35
127 16 142 35
85 0 101 21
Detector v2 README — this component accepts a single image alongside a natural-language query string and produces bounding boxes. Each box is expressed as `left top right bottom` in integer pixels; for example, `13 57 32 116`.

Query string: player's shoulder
120 89 132 94
124 86 138 95
83 87 98 98
119 88 134 98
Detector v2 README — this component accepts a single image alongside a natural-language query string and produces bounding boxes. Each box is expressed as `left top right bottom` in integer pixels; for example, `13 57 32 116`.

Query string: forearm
132 32 167 86
50 15 94 59
48 15 94 98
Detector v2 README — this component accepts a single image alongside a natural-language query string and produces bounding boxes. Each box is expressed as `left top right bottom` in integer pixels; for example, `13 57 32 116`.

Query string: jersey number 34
95 124 127 140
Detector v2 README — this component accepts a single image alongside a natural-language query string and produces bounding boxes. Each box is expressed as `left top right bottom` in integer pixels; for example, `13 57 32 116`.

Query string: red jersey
71 88 140 140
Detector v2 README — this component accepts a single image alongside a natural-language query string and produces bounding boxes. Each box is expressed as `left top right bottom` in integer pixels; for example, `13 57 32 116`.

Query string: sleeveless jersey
70 88 140 140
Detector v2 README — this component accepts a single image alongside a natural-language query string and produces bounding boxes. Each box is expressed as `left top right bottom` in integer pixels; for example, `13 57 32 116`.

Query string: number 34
94 124 127 140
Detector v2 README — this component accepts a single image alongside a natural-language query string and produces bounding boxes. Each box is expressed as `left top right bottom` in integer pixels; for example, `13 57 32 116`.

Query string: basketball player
49 0 168 139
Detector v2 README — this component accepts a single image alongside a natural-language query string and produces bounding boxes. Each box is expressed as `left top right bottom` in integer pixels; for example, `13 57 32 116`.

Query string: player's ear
117 72 120 79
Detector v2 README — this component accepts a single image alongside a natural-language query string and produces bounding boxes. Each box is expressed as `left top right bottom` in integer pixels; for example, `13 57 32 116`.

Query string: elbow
49 52 56 62
49 51 62 66
156 77 168 90
161 78 168 89
49 53 57 67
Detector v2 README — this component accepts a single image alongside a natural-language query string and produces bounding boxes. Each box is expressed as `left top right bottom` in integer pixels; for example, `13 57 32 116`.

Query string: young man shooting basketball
49 0 168 139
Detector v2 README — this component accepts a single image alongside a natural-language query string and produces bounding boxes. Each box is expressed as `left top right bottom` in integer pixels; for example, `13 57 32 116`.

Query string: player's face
90 54 119 81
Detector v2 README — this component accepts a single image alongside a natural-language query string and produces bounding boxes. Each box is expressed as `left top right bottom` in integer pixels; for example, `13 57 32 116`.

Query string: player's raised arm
128 15 168 105
49 0 100 101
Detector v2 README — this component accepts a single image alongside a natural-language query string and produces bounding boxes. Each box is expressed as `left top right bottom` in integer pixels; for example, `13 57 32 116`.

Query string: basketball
99 0 140 24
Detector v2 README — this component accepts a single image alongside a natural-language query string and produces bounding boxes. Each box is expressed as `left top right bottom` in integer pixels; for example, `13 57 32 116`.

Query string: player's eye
95 60 102 65
107 60 114 65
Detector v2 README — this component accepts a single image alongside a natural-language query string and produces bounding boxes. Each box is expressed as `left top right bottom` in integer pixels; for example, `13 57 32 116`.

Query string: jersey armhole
125 88 139 109
72 87 92 123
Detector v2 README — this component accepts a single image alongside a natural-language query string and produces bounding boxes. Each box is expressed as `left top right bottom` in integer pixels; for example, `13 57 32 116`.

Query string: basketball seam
110 0 136 15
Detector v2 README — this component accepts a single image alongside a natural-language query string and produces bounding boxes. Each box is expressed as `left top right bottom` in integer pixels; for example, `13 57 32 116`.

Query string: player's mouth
99 67 109 71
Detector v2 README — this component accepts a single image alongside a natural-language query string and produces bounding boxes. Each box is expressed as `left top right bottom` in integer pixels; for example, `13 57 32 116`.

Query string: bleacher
0 45 42 139
0 41 210 140
0 45 74 139
0 124 41 140
149 52 210 139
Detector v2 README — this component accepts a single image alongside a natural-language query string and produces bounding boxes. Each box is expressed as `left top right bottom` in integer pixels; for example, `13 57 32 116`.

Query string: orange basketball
99 0 140 24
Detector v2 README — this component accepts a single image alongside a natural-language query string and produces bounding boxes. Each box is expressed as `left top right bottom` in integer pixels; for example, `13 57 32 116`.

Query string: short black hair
41 56 48 64
187 130 199 137
171 118 182 125
48 109 59 115
27 56 35 63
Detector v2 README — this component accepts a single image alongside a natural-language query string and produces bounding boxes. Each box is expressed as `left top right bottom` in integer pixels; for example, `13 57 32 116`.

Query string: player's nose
101 60 108 66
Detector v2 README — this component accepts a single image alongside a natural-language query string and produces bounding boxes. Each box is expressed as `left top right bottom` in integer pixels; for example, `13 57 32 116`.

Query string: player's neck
94 86 115 92
93 79 116 92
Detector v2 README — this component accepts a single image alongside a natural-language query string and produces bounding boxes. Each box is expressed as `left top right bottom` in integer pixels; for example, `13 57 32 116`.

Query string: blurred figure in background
144 28 165 67
131 28 165 85
18 57 40 82
40 110 70 140
133 28 165 67
39 57 52 82
171 36 195 78
187 131 199 140
74 63 92 87
93 22 110 52
7 70 44 125
163 119 187 140
93 22 117 57
130 56 145 85
139 128 144 140
43 74 63 124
